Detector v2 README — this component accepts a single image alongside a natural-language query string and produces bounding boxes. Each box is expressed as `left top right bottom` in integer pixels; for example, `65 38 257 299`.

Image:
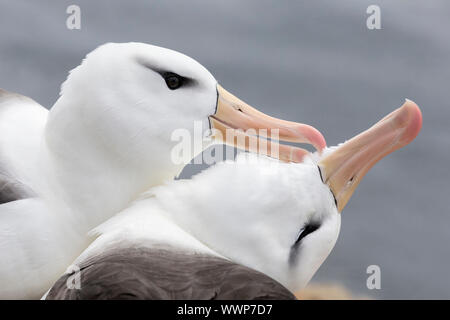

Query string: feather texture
46 244 295 300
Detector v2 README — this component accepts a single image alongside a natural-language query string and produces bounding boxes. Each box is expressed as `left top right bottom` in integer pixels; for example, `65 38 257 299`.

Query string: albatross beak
209 85 326 162
319 99 422 212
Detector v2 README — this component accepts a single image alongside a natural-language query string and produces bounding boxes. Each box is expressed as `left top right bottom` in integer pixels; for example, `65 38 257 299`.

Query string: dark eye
163 72 183 90
288 223 321 266
293 223 320 247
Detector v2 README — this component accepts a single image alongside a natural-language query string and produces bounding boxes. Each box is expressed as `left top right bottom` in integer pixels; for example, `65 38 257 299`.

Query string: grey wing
0 89 48 204
45 245 296 300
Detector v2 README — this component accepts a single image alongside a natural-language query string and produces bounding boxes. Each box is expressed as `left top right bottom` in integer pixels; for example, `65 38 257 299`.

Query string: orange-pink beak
209 85 326 162
319 99 423 212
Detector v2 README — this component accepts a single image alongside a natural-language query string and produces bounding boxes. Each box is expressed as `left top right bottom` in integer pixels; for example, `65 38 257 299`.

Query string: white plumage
78 151 340 293
47 100 421 298
0 40 421 299
0 42 325 299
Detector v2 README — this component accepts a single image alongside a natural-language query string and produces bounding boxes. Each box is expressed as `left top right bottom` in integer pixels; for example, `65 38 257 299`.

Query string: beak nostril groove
231 104 244 113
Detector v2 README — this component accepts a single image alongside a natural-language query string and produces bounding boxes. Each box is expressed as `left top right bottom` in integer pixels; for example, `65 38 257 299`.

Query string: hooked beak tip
401 99 422 143
300 124 327 151
212 84 328 161
319 98 422 213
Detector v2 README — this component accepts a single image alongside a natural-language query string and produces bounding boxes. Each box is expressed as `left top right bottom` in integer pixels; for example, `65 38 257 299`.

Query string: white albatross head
46 42 325 176
42 42 326 218
150 99 422 292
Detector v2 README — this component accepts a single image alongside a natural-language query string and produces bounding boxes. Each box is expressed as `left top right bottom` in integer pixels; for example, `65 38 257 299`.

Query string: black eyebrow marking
288 222 321 266
136 57 197 86
135 56 166 75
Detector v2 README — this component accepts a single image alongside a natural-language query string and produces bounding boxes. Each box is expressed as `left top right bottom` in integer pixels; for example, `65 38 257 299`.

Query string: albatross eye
293 223 320 247
288 222 321 266
163 73 183 90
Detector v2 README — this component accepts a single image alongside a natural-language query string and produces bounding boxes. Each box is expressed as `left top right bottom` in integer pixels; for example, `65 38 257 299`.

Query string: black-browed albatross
0 42 325 299
46 100 422 299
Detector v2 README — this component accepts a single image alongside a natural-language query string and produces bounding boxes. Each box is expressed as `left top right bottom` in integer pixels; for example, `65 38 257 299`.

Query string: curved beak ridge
210 85 326 162
319 99 422 212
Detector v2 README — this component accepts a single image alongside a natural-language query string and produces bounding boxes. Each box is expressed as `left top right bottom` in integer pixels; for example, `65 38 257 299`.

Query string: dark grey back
46 245 295 300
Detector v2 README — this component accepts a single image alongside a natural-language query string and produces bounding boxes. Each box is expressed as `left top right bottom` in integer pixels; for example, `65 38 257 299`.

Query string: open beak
319 99 422 212
209 85 326 162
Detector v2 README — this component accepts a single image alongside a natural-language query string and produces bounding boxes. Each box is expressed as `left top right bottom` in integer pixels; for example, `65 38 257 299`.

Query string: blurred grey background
1 0 449 299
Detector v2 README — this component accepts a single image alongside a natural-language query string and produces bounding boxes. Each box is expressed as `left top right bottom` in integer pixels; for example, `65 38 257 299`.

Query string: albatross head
161 99 422 292
47 42 325 178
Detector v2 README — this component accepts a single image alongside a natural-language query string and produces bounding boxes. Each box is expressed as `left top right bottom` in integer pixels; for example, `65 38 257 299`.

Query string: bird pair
0 43 422 299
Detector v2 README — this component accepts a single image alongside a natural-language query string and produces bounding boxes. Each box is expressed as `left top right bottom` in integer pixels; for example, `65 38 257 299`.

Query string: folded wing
0 88 48 203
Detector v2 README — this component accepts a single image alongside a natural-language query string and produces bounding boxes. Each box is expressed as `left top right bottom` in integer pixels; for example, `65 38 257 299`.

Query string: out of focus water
1 0 449 298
